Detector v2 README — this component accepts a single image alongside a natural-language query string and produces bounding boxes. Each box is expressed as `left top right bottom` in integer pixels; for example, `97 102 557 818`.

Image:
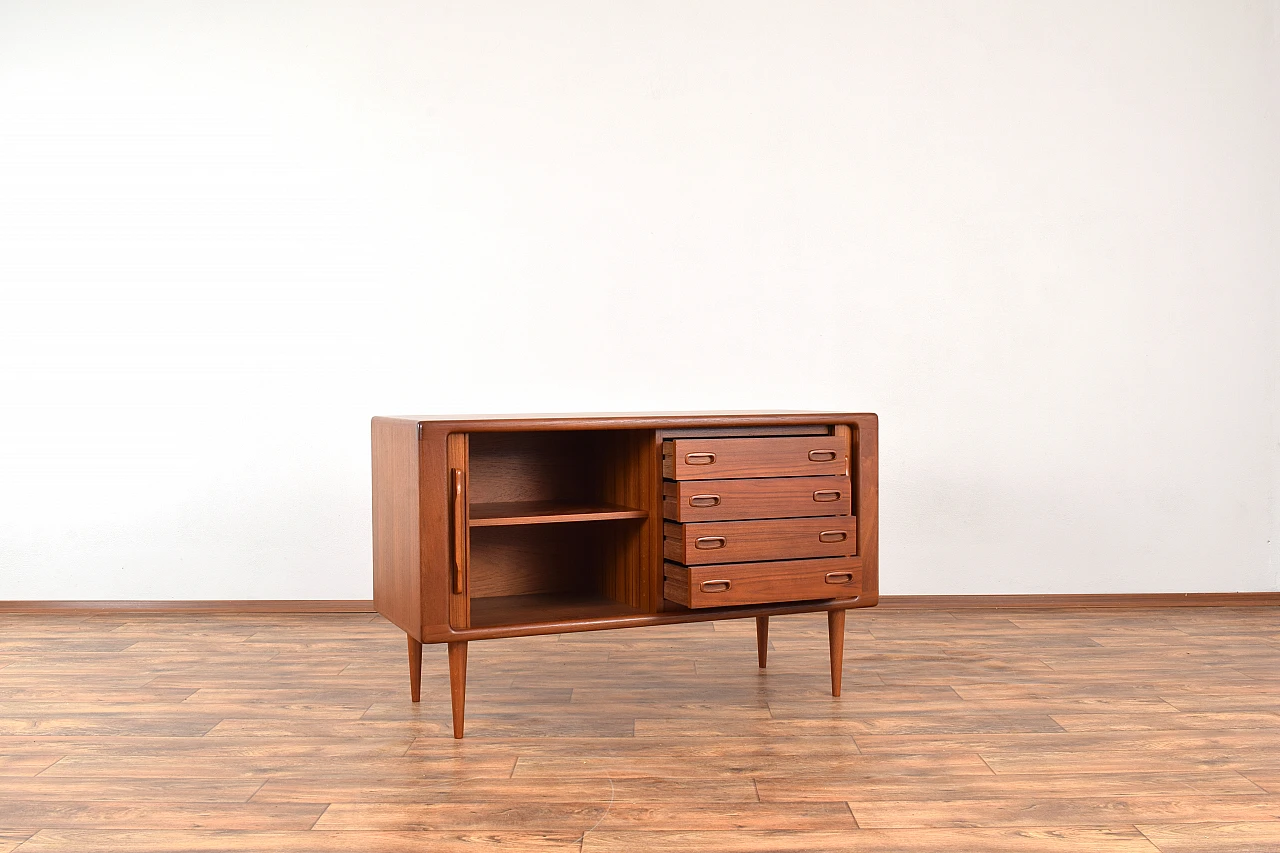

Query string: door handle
451 468 466 594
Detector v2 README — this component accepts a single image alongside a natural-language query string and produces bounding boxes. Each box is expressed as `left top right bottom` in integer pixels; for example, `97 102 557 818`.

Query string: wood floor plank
980 749 1280 775
0 833 32 853
35 754 517 780
1135 821 1280 852
756 772 1266 802
0 777 265 803
1240 770 1280 794
0 801 326 832
510 753 993 779
580 827 1162 852
1049 712 1280 732
253 776 761 803
13 829 584 851
0 607 1276 852
846 795 1280 828
0 755 62 776
314 801 857 831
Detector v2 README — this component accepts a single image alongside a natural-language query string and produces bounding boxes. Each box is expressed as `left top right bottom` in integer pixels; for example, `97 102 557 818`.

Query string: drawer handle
685 452 716 465
813 489 841 502
808 449 838 462
695 536 727 550
818 530 848 543
825 571 855 585
689 494 721 508
700 579 732 593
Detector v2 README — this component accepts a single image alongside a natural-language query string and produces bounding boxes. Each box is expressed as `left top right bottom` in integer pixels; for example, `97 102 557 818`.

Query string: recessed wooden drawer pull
808 449 837 462
689 494 721 508
812 489 841 502
818 530 847 543
825 571 855 584
695 536 727 550
700 579 732 593
686 452 716 465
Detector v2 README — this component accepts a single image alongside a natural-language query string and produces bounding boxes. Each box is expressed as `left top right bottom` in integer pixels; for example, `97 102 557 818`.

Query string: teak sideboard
371 412 878 737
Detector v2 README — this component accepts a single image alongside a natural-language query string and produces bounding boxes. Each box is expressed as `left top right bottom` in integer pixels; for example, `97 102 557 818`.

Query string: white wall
1 1 1277 599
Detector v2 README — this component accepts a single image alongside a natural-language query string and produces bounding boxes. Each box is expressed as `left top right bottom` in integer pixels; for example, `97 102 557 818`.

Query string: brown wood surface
2 607 1278 851
381 414 877 647
664 558 862 609
469 501 648 526
828 608 845 697
406 636 422 703
416 424 454 642
664 517 857 566
849 418 877 605
755 616 769 669
446 434 469 630
447 641 467 739
662 435 849 480
663 475 852 522
370 418 421 638
599 430 655 611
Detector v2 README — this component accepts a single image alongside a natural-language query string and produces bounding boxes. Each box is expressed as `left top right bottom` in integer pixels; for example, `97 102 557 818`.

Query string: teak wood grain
663 475 852 522
662 435 849 480
663 516 857 565
372 412 879 737
664 557 862 608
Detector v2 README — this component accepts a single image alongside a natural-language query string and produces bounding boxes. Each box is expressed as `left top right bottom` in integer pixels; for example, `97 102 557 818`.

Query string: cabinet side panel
853 416 879 603
371 418 422 638
600 430 655 610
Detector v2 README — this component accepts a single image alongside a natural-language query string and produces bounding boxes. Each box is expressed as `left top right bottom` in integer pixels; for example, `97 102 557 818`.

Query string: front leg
448 641 468 738
827 609 845 697
407 635 422 702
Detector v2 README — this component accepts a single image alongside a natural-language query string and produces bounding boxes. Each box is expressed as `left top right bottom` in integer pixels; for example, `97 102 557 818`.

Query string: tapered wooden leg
407 636 422 703
447 641 468 739
828 609 845 697
755 616 769 668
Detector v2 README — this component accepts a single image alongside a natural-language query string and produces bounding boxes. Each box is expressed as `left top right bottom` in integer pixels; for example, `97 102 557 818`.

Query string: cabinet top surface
374 411 877 431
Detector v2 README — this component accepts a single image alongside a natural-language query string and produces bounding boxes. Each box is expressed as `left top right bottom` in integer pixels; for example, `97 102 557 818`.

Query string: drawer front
664 558 862 608
664 517 857 566
664 475 852 522
662 435 847 480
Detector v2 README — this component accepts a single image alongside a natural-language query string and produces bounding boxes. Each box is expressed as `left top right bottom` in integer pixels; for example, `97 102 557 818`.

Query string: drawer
664 516 856 566
664 475 852 522
664 557 862 608
662 435 848 480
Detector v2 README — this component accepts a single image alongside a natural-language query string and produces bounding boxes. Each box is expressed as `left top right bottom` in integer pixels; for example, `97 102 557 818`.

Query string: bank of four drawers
662 431 860 609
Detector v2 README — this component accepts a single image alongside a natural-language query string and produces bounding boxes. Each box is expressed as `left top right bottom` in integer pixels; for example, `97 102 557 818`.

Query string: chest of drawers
372 412 878 737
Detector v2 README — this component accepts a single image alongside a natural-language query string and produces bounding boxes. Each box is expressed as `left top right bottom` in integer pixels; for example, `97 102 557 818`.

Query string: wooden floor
0 607 1278 852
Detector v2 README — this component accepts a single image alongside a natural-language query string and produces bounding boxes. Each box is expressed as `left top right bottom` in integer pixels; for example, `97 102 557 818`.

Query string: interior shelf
469 592 646 628
469 501 648 527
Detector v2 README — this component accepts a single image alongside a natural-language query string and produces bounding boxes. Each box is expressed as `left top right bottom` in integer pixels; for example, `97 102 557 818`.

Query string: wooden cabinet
372 412 878 737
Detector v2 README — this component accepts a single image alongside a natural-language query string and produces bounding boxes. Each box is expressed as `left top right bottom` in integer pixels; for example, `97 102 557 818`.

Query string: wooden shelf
469 501 648 527
469 593 645 629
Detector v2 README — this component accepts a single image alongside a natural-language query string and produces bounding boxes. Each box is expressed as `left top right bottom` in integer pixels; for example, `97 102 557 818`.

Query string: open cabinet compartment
465 430 654 629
